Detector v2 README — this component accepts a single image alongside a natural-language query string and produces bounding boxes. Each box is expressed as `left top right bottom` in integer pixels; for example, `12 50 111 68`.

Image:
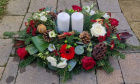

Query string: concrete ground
119 0 140 40
0 0 140 84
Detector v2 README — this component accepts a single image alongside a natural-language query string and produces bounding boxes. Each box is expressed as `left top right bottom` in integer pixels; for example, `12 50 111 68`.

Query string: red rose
17 47 29 59
107 12 111 17
98 35 106 42
39 7 45 11
26 28 30 34
109 18 119 27
110 40 115 50
81 57 96 70
107 31 111 37
72 5 82 12
59 44 75 60
32 28 37 36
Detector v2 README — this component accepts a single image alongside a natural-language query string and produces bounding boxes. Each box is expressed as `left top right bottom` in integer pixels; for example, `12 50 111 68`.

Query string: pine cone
48 12 57 20
92 42 107 60
43 29 52 42
79 31 91 44
109 26 117 33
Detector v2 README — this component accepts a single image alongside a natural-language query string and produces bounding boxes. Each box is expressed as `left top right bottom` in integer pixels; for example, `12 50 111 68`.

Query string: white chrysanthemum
85 6 95 16
49 31 56 38
40 16 47 22
103 13 110 19
90 22 106 37
47 56 57 66
33 13 40 20
57 61 67 68
48 44 56 52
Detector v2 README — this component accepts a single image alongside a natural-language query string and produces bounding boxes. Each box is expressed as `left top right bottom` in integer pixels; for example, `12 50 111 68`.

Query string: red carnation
29 20 35 29
81 57 96 70
105 23 109 29
107 31 111 37
17 47 29 59
110 40 115 50
72 5 82 12
59 44 75 60
39 7 45 11
26 28 30 34
32 28 37 36
98 35 106 42
109 18 119 27
116 34 121 40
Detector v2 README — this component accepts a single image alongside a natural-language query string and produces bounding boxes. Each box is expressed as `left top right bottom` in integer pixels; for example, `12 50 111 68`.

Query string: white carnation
47 57 57 66
48 44 56 52
33 13 40 20
57 61 67 68
103 13 110 19
60 57 67 62
40 16 47 22
90 23 106 37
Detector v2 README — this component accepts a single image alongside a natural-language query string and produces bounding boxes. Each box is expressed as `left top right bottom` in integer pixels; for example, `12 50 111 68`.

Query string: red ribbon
63 32 72 36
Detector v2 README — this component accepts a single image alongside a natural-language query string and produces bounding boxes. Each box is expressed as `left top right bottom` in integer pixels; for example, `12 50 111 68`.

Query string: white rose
89 10 95 16
103 13 110 19
57 61 67 68
47 57 57 66
90 23 106 37
48 44 56 52
40 16 47 22
49 31 56 38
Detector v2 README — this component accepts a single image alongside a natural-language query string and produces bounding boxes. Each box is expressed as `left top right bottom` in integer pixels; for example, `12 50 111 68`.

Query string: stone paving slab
28 0 57 13
119 1 140 22
0 67 5 79
15 63 59 84
61 71 96 84
6 0 30 15
0 16 24 37
57 0 80 11
0 39 13 66
97 0 121 12
20 13 32 30
97 57 124 84
129 22 140 40
0 57 20 84
119 53 140 84
111 13 131 31
81 0 98 10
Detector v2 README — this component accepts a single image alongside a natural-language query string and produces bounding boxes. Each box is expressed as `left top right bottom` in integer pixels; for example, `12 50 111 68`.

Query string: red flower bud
32 28 37 36
26 28 30 34
107 31 111 37
110 40 115 50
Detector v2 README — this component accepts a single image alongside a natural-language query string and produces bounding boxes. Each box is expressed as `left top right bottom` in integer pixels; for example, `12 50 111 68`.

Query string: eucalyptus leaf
75 45 84 55
26 44 38 55
68 60 77 71
76 42 84 45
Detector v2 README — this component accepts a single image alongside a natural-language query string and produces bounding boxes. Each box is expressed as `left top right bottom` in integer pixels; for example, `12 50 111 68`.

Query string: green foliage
19 56 36 68
37 58 46 67
83 15 92 33
66 34 74 45
3 31 16 38
24 37 32 45
115 42 127 49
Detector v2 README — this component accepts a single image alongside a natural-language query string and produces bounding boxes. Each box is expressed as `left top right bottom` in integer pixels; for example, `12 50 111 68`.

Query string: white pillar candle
57 12 70 32
71 12 84 33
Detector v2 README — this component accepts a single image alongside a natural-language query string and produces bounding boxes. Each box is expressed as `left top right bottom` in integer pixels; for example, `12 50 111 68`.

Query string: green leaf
92 13 102 20
48 64 58 71
24 37 31 45
75 45 84 55
68 60 77 71
26 44 38 55
31 35 50 53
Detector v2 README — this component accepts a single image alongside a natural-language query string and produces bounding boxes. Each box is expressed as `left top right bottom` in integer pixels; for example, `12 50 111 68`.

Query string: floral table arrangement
3 4 133 81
